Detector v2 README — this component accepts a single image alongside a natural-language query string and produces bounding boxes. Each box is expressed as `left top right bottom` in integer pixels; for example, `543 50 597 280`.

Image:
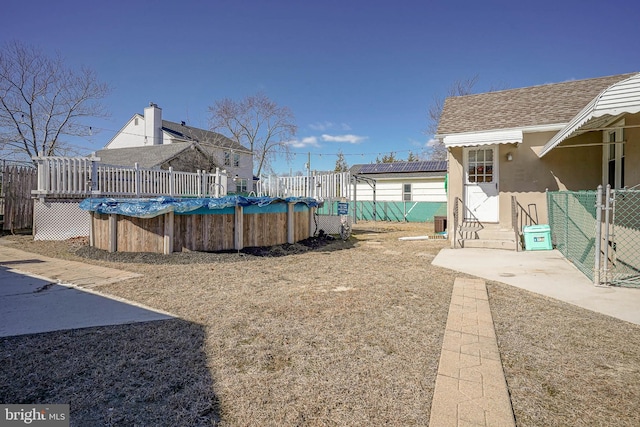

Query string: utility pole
306 152 311 198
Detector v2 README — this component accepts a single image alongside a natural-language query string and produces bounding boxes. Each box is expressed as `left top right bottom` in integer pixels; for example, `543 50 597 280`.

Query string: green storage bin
523 224 552 251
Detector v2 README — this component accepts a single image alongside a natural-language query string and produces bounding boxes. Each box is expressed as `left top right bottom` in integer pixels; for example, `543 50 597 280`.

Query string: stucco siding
446 130 606 229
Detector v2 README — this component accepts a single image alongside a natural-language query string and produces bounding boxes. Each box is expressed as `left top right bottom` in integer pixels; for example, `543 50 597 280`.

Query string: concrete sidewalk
0 243 173 337
433 248 640 326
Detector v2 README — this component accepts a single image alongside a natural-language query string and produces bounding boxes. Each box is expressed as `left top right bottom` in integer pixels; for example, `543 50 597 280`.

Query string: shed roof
437 73 635 135
350 160 447 177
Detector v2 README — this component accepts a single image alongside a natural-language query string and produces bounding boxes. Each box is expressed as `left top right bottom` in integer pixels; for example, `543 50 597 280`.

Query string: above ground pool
80 196 319 254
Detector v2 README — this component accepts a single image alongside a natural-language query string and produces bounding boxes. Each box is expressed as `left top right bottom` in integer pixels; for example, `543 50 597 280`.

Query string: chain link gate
598 185 640 287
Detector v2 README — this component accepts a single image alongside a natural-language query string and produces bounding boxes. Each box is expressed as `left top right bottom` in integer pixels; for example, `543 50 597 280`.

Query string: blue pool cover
79 196 320 218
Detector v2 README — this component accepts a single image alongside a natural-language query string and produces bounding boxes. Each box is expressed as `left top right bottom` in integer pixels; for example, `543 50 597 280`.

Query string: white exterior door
464 146 499 222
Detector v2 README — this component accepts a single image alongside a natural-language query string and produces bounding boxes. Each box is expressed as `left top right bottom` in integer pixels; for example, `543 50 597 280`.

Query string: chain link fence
317 200 446 223
548 187 640 288
547 190 599 281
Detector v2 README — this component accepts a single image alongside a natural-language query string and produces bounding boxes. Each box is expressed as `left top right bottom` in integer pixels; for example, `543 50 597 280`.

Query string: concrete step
461 238 518 251
476 229 517 240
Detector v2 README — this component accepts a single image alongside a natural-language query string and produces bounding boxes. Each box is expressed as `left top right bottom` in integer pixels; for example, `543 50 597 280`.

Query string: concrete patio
432 248 640 326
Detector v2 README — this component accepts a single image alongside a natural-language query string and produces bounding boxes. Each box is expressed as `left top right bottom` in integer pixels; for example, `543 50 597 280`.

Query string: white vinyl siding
353 178 446 202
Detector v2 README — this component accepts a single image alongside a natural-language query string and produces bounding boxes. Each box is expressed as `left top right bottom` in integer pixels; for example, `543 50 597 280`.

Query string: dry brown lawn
1 221 640 426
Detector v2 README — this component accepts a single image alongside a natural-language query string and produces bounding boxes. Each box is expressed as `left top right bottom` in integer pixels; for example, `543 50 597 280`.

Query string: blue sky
2 0 639 173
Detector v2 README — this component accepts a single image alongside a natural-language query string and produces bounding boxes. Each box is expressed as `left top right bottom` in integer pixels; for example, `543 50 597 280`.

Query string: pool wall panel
89 202 314 254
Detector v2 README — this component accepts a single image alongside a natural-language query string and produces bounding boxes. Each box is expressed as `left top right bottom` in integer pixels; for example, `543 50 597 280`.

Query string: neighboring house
436 72 640 249
350 160 447 202
99 103 254 193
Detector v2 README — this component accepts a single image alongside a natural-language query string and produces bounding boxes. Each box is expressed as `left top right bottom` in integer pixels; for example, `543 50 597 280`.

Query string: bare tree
208 92 297 177
424 75 479 160
0 40 110 162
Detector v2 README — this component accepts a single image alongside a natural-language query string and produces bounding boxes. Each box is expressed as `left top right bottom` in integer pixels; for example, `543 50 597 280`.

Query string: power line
75 125 426 160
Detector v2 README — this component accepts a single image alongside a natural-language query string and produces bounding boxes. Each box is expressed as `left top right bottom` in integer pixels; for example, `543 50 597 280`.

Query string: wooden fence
1 163 37 231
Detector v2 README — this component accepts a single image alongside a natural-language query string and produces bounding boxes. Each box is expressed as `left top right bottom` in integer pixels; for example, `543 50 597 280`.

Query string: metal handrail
453 197 484 248
511 195 538 251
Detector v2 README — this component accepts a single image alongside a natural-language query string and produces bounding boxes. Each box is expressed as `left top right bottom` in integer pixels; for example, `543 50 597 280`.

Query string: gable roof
95 143 200 168
161 120 250 153
351 160 447 178
437 73 636 136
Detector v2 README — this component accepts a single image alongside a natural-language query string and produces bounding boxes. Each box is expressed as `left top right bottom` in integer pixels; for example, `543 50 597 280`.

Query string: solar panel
357 161 446 174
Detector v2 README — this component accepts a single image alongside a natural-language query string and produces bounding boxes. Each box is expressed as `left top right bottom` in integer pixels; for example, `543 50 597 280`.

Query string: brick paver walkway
429 277 515 426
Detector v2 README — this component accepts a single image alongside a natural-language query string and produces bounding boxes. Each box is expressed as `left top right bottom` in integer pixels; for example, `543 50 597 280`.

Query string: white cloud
309 121 353 132
321 134 367 144
308 121 334 131
286 136 320 148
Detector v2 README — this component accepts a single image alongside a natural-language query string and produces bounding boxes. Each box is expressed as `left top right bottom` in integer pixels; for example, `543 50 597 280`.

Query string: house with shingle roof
99 103 254 193
436 72 640 249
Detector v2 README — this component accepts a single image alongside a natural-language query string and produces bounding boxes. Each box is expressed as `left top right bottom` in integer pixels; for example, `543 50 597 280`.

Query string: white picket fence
257 171 351 200
32 155 228 198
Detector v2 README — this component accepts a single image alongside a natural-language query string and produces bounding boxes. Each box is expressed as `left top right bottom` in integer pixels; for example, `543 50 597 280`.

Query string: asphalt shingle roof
161 120 249 152
437 73 636 135
95 143 194 168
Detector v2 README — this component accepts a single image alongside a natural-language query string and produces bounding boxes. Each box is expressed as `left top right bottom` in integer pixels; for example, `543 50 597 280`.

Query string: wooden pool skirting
89 204 316 254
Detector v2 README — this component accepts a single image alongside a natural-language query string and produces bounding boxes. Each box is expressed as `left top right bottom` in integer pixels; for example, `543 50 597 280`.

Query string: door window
467 148 494 183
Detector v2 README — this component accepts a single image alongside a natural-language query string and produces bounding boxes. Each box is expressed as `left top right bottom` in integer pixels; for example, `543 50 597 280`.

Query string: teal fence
547 190 598 281
317 200 447 223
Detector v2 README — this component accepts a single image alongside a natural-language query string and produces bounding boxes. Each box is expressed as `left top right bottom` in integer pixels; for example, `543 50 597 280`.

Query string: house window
235 178 248 194
224 151 239 167
604 124 624 189
403 183 412 201
467 148 493 183
134 117 138 126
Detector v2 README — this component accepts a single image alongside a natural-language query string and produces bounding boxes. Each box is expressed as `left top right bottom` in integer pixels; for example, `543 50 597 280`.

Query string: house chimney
144 102 162 145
